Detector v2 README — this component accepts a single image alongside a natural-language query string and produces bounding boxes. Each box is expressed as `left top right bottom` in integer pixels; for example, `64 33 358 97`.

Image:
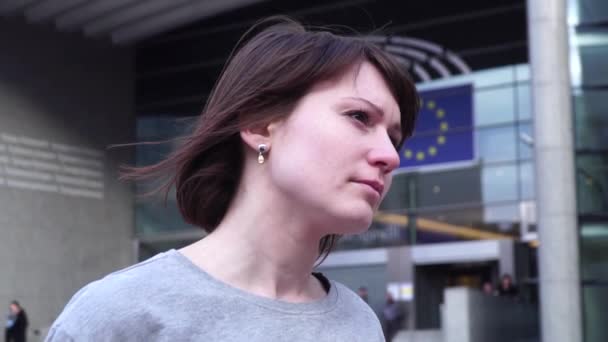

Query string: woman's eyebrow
342 96 384 116
343 96 402 139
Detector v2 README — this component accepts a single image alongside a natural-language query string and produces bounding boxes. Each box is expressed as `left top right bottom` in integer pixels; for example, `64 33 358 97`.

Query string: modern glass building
569 0 608 340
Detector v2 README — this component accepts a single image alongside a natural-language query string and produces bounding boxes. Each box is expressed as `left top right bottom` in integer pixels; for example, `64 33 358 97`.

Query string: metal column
527 0 582 341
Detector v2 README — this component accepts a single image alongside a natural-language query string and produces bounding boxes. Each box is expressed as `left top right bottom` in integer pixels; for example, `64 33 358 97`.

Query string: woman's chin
332 207 375 235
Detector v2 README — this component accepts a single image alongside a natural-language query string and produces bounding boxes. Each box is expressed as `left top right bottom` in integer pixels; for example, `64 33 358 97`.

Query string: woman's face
268 61 402 234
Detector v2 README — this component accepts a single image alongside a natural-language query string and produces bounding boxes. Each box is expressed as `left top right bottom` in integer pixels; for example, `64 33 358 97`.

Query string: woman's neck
180 196 327 302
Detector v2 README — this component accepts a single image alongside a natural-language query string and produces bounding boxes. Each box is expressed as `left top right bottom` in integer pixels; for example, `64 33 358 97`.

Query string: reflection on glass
580 223 608 342
574 0 608 24
380 173 411 211
483 203 520 223
583 285 608 342
483 203 520 236
416 65 516 92
136 197 195 235
415 165 482 208
414 204 517 243
518 123 533 160
474 86 516 126
576 154 608 215
136 116 196 236
515 64 530 82
470 66 516 88
477 126 517 163
519 162 535 200
482 164 518 203
578 41 608 87
517 83 531 121
581 224 608 280
574 89 608 150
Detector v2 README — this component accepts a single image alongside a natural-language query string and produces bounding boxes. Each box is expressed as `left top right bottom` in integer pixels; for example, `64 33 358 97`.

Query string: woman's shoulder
330 280 381 320
46 250 189 340
70 249 183 301
323 280 384 340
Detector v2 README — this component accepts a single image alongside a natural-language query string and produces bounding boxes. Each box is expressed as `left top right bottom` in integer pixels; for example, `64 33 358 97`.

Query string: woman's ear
240 120 283 152
240 124 270 152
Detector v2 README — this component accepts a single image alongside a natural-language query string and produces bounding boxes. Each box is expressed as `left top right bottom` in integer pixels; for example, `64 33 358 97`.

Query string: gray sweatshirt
46 249 384 341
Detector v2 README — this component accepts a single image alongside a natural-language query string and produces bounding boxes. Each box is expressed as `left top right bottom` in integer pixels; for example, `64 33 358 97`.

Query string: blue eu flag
398 84 474 169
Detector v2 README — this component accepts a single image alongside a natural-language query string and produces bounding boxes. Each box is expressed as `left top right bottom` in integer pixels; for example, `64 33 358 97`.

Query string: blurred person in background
382 293 405 341
357 286 370 303
46 16 419 341
497 273 519 298
482 280 496 296
5 301 27 342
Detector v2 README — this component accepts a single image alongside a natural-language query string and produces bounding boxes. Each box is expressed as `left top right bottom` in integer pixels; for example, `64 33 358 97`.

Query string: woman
382 293 404 341
5 301 27 342
46 17 419 341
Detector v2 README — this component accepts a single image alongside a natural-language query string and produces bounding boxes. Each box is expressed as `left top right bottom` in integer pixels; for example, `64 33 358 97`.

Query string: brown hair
124 16 419 260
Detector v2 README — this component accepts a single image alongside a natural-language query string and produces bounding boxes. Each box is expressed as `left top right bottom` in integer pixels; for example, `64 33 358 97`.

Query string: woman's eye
348 110 370 125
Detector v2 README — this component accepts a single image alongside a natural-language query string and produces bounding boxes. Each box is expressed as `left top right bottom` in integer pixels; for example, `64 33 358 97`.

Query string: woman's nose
368 136 400 173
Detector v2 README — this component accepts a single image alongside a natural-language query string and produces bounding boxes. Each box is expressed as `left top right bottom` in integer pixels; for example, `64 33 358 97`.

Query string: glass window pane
416 65 516 91
411 204 518 244
581 224 608 280
380 173 411 211
471 66 516 88
576 38 608 87
518 123 533 160
574 0 608 25
517 83 531 121
583 285 608 342
476 126 517 163
415 165 482 208
519 161 535 200
580 222 608 341
576 153 608 215
135 116 197 236
515 64 530 82
482 164 518 203
474 87 516 126
574 89 608 150
580 222 608 342
483 203 521 236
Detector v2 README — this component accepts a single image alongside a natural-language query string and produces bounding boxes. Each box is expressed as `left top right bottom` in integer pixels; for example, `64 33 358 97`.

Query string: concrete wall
0 18 135 337
443 287 538 342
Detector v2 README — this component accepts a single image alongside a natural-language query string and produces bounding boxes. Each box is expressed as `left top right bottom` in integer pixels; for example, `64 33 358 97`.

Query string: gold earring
258 144 268 164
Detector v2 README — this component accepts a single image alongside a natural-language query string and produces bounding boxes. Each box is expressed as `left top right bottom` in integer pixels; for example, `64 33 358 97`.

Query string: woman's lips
352 179 384 197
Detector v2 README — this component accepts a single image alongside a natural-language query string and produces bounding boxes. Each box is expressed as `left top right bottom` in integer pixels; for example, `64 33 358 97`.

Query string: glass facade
570 0 608 340
135 116 197 238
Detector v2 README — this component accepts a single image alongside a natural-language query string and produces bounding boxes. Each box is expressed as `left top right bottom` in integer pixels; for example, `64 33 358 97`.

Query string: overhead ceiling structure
1 0 528 115
133 0 527 116
0 0 267 45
